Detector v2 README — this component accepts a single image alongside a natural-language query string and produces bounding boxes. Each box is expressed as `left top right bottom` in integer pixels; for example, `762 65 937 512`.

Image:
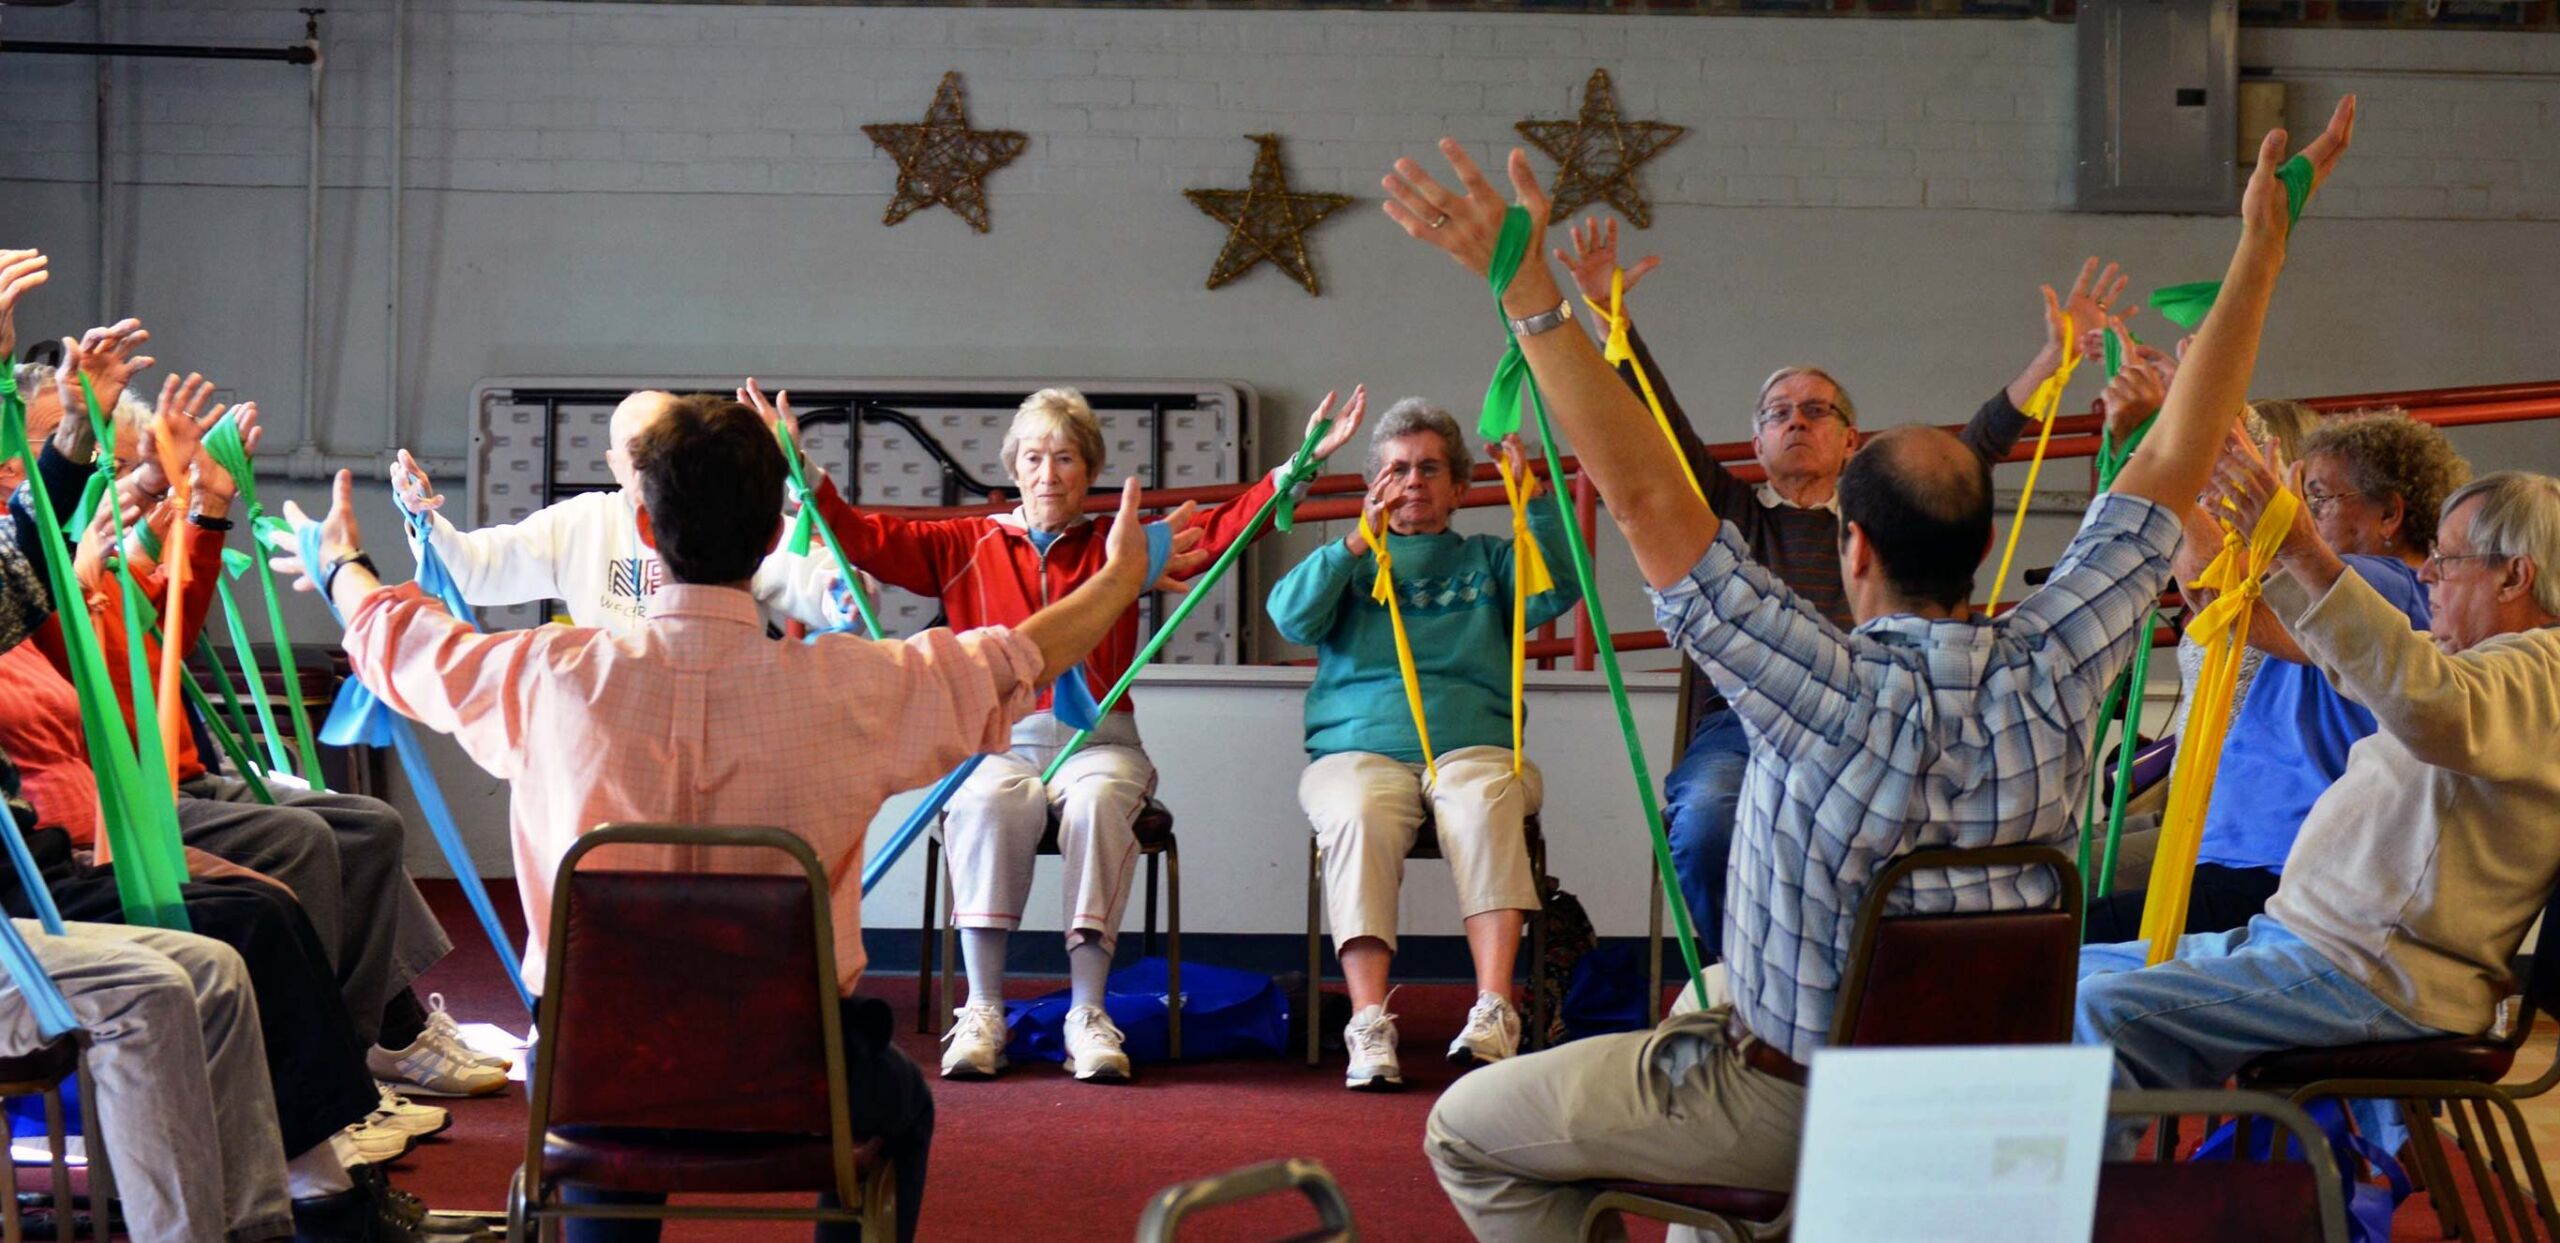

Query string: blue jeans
1660 708 1748 962
2077 915 2442 1157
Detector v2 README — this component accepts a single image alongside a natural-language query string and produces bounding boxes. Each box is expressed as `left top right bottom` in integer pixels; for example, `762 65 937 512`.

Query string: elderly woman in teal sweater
1268 398 1581 1091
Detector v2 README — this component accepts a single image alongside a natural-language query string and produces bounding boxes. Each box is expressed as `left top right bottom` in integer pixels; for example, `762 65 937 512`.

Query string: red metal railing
858 380 2560 670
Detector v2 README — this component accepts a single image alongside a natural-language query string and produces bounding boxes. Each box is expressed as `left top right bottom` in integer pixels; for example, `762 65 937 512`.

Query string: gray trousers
178 775 452 1046
1425 1006 1806 1242
0 920 293 1243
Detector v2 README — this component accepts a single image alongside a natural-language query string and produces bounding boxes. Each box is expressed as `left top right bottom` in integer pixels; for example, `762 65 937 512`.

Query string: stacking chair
1135 1158 1355 1243
2095 1089 2347 1243
507 825 896 1242
1581 846 2084 1241
1303 812 1551 1067
2239 883 2560 1243
916 799 1183 1056
0 1034 116 1243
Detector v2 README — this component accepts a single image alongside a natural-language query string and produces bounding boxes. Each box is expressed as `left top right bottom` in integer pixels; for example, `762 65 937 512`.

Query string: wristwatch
1507 299 1574 339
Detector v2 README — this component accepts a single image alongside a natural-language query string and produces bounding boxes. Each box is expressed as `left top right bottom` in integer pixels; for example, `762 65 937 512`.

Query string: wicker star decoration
1185 134 1354 297
861 70 1028 234
1516 69 1687 229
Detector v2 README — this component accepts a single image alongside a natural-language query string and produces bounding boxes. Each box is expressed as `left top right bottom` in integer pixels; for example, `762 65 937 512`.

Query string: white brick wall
3 2 2552 219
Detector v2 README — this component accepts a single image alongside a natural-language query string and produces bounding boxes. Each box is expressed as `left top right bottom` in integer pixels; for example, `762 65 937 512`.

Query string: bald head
1836 425 1993 612
606 390 680 494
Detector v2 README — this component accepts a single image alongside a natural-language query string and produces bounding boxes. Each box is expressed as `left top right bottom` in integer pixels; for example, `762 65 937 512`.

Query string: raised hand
1553 216 1661 308
0 250 48 359
271 471 365 595
1346 473 1394 555
2096 328 2168 439
134 373 224 498
1498 433 1546 499
1102 478 1158 583
192 402 259 505
737 377 798 440
1383 139 1552 285
2245 96 2357 245
1307 385 1368 463
2057 258 2128 359
389 448 443 515
1152 499 1207 592
54 321 156 429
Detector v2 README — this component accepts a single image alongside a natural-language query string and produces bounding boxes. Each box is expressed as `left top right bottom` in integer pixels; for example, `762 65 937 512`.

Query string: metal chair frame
916 801 1183 1058
1302 813 1551 1068
1135 1157 1356 1243
507 824 892 1243
2101 1088 2350 1243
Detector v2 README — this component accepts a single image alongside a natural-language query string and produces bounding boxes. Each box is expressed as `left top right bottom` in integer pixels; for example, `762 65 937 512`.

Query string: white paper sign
1792 1045 2113 1243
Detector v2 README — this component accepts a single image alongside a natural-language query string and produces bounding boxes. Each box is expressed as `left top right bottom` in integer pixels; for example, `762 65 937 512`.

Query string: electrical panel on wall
2073 0 2240 213
468 378 1256 665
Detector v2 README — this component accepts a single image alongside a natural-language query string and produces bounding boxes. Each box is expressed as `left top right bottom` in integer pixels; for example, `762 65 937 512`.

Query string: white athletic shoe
1343 1003 1404 1092
1447 992 1520 1068
1063 1005 1133 1084
940 1001 1009 1080
368 1025 509 1098
422 993 510 1069
366 1082 452 1139
338 1117 419 1167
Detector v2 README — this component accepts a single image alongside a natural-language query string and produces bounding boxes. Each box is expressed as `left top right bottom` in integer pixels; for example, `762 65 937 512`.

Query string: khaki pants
1425 1006 1806 1242
944 712 1155 952
1299 746 1542 952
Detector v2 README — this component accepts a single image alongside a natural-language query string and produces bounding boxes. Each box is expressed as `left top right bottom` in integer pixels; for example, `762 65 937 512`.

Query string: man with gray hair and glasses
2077 463 2560 1132
1554 218 2164 969
1269 400 1581 1089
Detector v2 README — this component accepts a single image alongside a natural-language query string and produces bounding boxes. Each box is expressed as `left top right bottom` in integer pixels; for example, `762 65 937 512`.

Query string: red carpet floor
393 882 2538 1241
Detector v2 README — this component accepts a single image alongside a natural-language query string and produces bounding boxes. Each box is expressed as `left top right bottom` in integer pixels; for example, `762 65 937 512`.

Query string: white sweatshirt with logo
404 490 860 636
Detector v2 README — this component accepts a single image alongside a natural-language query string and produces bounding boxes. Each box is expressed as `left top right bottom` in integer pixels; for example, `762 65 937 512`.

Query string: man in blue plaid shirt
1380 102 2354 1236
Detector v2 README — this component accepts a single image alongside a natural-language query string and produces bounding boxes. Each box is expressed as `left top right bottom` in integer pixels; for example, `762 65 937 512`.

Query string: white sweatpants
1300 746 1543 952
944 711 1156 952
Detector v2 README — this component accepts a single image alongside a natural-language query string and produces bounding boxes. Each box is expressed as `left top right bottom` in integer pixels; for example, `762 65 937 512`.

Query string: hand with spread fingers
1554 216 1659 309
1382 139 1556 303
390 449 444 516
49 321 158 462
132 373 224 499
1307 385 1369 464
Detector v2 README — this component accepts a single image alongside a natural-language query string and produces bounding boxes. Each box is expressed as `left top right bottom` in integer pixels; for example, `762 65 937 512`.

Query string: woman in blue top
1268 399 1581 1091
2085 409 2470 941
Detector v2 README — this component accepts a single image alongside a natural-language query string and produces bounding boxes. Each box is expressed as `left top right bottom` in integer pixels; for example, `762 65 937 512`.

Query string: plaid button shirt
1652 493 2180 1062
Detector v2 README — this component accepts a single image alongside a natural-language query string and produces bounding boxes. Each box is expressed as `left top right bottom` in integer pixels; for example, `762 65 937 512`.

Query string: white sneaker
337 1117 418 1166
939 1001 1009 1080
1447 992 1520 1068
1062 1005 1133 1083
366 1082 451 1139
368 1026 509 1098
422 993 510 1069
1344 1003 1403 1092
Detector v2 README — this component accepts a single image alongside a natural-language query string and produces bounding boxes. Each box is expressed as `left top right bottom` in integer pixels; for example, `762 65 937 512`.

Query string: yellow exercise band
1984 315 2083 612
1361 511 1439 784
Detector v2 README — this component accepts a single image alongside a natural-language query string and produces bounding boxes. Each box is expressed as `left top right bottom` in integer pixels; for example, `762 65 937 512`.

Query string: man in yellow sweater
2077 466 2560 1123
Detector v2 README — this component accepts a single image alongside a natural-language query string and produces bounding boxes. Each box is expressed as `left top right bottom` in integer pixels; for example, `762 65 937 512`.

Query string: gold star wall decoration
1184 134 1354 297
1516 69 1686 229
862 70 1027 234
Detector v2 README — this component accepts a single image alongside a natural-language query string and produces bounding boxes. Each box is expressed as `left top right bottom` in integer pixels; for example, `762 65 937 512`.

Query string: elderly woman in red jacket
799 383 1363 1084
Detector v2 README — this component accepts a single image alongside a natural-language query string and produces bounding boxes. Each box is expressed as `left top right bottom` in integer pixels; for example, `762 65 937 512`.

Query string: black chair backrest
536 825 845 1137
1831 846 2083 1048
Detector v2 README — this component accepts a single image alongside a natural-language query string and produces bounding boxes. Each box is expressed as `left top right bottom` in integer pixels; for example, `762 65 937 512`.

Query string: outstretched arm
2110 97 2355 510
1383 140 1716 589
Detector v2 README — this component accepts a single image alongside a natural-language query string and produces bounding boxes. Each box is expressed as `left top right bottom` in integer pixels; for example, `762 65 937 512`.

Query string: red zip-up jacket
812 471 1281 716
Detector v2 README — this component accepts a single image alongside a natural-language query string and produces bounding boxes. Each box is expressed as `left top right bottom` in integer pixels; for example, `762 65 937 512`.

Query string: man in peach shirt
273 394 1197 1243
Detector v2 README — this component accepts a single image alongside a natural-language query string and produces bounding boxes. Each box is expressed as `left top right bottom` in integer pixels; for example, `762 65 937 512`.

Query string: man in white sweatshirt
391 389 859 633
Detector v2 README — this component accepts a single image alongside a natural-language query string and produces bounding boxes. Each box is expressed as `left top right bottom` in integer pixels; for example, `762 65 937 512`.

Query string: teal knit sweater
1267 502 1582 762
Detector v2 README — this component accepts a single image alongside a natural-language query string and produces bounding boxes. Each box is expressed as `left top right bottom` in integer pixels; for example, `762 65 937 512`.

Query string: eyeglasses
1381 460 1451 482
2422 549 2510 574
1755 401 1846 431
2300 489 2369 518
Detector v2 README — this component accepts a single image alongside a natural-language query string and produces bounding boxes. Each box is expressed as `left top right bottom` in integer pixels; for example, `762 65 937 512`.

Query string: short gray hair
2442 471 2560 618
1758 366 1857 427
1364 397 1473 481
